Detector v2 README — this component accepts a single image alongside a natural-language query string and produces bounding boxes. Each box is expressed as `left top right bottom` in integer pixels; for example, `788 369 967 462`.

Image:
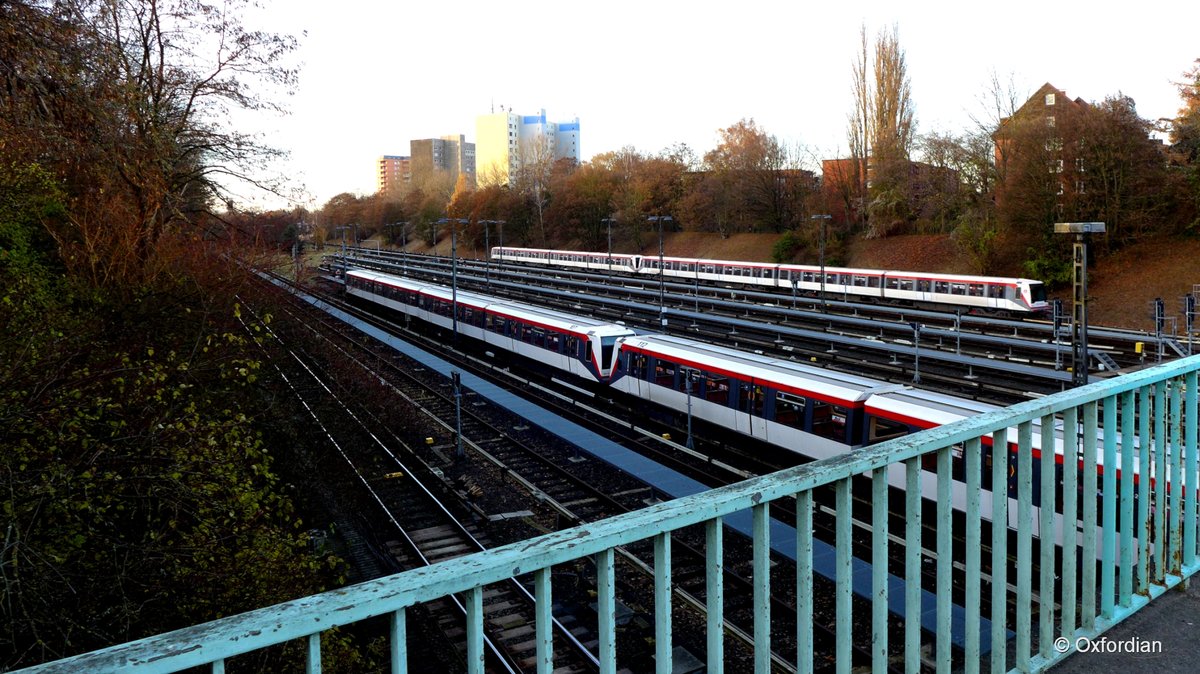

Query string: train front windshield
1029 282 1047 304
601 337 618 371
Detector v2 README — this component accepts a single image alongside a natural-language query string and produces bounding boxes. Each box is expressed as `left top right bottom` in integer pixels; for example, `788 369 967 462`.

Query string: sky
234 0 1200 211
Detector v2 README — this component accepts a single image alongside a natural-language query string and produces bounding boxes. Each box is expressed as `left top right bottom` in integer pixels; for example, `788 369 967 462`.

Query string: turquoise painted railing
17 354 1200 674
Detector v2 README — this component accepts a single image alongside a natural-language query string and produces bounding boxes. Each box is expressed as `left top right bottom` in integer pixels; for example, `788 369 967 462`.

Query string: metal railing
18 354 1200 674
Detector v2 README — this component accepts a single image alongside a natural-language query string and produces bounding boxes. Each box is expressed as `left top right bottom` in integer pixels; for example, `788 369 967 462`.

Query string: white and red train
490 246 1050 315
345 268 1134 548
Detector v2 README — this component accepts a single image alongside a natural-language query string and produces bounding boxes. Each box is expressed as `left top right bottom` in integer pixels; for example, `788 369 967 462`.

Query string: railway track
237 292 603 673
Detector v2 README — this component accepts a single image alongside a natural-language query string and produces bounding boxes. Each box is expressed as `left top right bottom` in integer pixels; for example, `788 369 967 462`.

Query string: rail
16 354 1200 674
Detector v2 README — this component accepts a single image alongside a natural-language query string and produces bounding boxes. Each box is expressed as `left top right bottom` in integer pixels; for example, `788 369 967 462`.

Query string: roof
347 269 635 338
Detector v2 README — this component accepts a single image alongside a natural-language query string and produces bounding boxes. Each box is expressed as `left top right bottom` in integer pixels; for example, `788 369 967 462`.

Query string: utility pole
811 214 832 312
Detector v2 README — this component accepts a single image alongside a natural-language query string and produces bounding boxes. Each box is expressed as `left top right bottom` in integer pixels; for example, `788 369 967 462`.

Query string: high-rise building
410 135 476 188
475 108 580 185
377 155 411 195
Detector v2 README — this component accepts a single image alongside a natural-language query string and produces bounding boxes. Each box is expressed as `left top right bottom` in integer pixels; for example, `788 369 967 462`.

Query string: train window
950 283 967 295
933 281 949 293
899 279 915 291
762 268 773 279
969 284 984 297
775 392 806 429
655 360 677 388
566 336 580 357
987 285 1004 299
704 376 729 405
802 272 816 283
528 327 546 347
867 276 880 288
811 402 847 441
836 274 850 285
868 416 909 443
702 264 716 274
917 280 931 292
853 275 867 287
546 331 562 353
885 278 900 290
738 384 765 417
629 353 650 379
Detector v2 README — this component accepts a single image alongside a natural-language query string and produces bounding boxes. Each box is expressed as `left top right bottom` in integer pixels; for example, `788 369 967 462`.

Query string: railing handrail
18 353 1200 674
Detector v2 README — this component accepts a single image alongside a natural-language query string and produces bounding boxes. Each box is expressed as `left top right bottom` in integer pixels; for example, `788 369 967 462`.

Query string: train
489 246 1050 315
345 268 1132 549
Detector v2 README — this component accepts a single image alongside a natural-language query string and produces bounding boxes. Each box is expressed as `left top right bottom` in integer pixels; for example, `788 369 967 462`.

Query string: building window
1045 93 1056 106
1046 115 1056 128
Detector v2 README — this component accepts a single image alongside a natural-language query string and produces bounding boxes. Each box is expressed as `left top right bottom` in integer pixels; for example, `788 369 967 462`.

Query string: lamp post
1054 221 1105 386
438 218 470 344
602 217 615 273
482 220 492 287
334 225 349 277
811 214 831 312
401 221 409 272
647 215 673 327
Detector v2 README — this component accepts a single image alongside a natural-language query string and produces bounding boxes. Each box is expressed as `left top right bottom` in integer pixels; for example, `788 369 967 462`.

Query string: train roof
347 268 635 338
622 333 907 405
495 246 638 259
865 387 1000 429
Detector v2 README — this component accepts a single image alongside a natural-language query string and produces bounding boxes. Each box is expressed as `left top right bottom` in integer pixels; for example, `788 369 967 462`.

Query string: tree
845 24 916 237
1170 59 1200 232
0 0 299 291
703 119 810 234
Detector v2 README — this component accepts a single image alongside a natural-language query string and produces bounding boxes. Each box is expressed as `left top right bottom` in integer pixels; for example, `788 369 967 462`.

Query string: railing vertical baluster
1185 371 1198 566
964 438 981 673
1039 416 1056 660
1155 383 1167 583
655 532 673 674
1102 395 1118 619
1061 409 1078 639
797 492 814 674
466 587 484 674
905 458 922 674
1120 391 1135 607
936 446 952 673
390 608 407 674
1082 401 1098 630
707 518 725 674
535 567 552 674
306 633 322 674
753 503 770 674
872 466 889 674
597 548 616 674
1016 421 1033 670
991 428 1009 674
1171 382 1183 575
211 660 225 674
1138 386 1151 594
836 477 853 674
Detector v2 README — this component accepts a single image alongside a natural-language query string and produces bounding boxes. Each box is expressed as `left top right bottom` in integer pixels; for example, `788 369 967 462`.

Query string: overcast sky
235 0 1199 210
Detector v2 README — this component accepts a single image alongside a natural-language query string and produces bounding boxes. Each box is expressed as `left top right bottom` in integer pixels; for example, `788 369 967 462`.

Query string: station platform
280 279 995 651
